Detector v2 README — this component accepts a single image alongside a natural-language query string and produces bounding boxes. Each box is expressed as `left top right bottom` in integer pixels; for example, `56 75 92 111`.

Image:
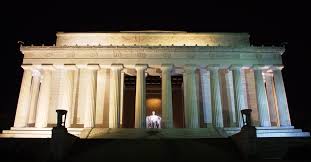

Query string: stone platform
1 126 309 138
79 127 227 139
224 126 310 137
0 127 83 138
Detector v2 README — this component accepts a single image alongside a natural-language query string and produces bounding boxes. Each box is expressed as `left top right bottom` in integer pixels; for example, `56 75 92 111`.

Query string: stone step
2 130 81 135
225 129 302 134
224 127 310 137
224 126 295 131
0 128 82 138
257 129 302 133
10 127 84 131
0 133 52 138
257 132 310 137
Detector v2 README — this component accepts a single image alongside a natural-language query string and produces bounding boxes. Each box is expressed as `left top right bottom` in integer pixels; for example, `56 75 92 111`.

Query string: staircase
224 126 310 137
0 137 310 161
0 127 83 138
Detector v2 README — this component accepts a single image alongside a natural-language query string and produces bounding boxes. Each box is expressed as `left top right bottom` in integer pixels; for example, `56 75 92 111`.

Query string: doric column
109 64 123 128
265 72 280 126
199 67 213 124
272 65 291 126
54 65 76 127
253 65 271 127
95 65 109 125
161 64 174 128
208 65 224 128
225 70 236 127
35 65 54 128
77 64 98 128
120 70 125 127
28 67 42 125
231 64 248 127
134 64 148 128
183 65 199 128
14 65 33 128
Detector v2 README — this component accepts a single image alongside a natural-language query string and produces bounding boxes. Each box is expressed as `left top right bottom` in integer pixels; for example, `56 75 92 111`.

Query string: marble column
225 70 236 127
55 65 75 127
120 70 125 127
14 65 33 128
77 64 98 128
265 72 280 126
240 69 249 110
272 66 291 126
253 65 271 127
95 65 108 125
208 65 224 128
231 65 248 127
109 64 123 128
161 64 174 128
35 65 53 128
135 64 148 128
183 65 199 128
28 67 41 125
199 68 213 124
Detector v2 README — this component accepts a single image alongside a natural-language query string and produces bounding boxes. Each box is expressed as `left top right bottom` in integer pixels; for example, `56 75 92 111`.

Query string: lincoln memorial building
0 31 309 138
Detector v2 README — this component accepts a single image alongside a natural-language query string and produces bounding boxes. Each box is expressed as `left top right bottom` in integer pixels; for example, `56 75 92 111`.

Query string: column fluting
208 65 224 128
272 66 291 126
183 65 199 128
253 65 271 127
134 64 148 128
161 64 174 128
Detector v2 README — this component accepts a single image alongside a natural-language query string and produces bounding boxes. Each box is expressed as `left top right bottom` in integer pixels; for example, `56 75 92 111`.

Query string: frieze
21 46 283 65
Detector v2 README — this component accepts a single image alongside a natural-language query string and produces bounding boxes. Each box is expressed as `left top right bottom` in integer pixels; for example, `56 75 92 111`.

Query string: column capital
64 64 78 70
264 72 274 77
21 64 33 70
32 64 42 69
183 64 197 72
39 65 55 70
207 64 228 70
54 64 79 70
53 64 65 69
160 64 174 70
111 64 124 70
270 64 284 70
76 64 99 70
198 67 208 73
99 64 111 69
252 64 271 70
135 64 148 70
229 64 244 70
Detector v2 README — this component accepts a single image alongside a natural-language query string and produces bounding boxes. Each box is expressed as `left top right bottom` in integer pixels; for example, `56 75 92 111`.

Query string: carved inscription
113 50 121 57
136 52 146 58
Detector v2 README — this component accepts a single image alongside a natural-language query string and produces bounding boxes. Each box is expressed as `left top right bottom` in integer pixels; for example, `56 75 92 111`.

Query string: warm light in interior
146 98 161 110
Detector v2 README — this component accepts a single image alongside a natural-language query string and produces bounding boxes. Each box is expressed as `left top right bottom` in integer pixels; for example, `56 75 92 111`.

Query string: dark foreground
0 137 310 162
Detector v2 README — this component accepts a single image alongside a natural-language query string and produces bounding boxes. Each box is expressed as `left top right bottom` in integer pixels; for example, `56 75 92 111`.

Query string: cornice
21 46 285 54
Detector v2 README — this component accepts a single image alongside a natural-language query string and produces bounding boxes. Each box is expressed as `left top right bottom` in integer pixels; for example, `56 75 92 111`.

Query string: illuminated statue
146 111 161 128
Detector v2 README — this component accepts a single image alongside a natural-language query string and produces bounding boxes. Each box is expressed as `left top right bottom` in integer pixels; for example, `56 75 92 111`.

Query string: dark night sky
1 1 310 131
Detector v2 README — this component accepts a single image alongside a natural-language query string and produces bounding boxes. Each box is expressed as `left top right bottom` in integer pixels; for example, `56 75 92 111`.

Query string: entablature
21 46 284 65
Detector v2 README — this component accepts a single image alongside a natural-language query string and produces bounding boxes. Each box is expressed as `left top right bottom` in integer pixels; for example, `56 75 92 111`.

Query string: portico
1 31 309 138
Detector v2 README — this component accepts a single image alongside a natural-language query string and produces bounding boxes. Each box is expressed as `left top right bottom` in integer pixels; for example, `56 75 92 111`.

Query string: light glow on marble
146 98 161 111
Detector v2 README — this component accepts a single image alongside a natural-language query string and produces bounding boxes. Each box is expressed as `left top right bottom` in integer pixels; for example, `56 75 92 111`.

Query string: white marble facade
2 31 308 138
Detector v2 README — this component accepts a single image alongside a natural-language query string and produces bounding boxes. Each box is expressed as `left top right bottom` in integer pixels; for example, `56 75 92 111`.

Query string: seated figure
146 111 161 128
